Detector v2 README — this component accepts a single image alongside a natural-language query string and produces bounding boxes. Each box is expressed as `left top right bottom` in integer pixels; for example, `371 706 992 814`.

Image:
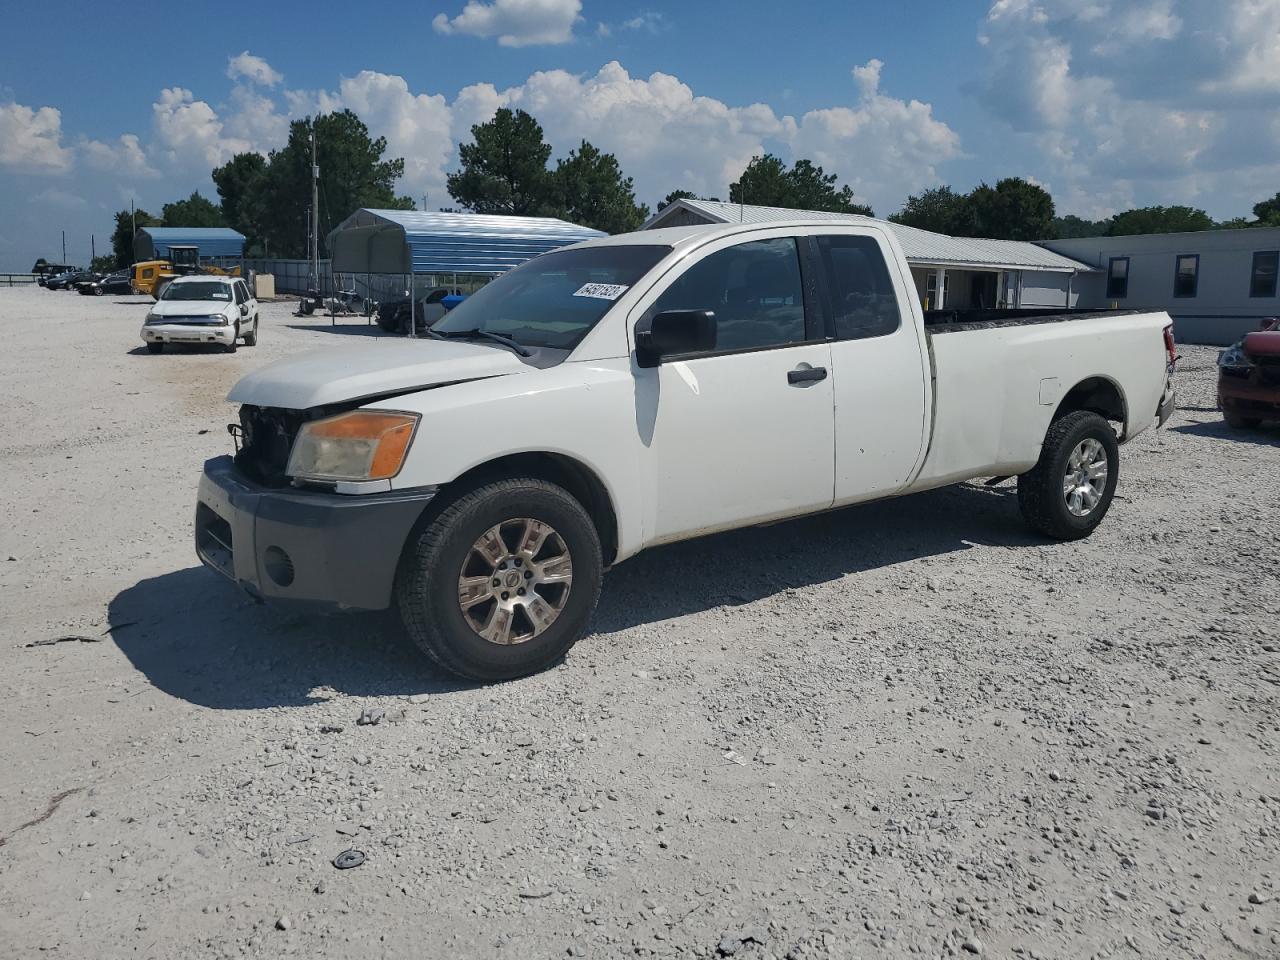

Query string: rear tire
1223 410 1261 430
146 342 164 354
396 478 603 682
1018 410 1119 541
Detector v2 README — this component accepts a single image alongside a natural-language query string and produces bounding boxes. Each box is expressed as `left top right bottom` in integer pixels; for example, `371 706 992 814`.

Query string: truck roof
576 219 895 251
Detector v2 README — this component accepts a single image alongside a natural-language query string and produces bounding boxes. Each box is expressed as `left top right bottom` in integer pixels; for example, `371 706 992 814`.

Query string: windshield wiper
443 328 533 358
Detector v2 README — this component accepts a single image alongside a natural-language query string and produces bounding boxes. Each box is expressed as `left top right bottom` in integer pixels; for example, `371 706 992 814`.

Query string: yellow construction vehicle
131 245 241 300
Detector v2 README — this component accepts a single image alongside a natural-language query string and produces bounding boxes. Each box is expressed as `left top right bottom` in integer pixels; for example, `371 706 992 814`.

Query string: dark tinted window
647 238 806 352
818 235 900 339
1174 254 1199 298
435 244 670 350
1106 257 1129 299
1250 251 1278 298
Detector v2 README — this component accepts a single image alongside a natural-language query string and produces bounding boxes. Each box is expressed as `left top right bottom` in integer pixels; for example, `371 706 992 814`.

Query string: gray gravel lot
1 285 1278 960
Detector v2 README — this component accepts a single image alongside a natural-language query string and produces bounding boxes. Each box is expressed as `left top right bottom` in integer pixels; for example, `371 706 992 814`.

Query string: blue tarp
328 209 604 276
134 227 246 261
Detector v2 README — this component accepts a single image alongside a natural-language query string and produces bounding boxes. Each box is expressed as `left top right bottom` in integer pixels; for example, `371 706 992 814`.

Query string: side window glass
818 236 901 340
233 283 246 304
647 238 806 352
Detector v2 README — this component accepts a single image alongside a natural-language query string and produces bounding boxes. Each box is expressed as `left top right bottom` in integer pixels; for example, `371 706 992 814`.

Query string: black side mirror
635 310 716 367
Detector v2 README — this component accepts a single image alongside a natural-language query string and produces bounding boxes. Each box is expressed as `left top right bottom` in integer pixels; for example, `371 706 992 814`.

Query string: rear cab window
815 234 901 340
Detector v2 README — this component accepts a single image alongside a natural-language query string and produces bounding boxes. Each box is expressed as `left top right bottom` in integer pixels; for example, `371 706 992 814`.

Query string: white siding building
643 199 1096 312
1039 229 1280 345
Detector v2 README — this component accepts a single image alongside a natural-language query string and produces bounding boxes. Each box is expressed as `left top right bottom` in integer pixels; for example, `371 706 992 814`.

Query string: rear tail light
1163 325 1178 368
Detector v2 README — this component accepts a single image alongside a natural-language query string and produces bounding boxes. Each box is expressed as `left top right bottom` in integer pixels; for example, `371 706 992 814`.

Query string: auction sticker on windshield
573 283 629 301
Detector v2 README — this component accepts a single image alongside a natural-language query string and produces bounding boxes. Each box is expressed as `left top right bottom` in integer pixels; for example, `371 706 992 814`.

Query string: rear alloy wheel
1018 410 1119 540
397 478 602 681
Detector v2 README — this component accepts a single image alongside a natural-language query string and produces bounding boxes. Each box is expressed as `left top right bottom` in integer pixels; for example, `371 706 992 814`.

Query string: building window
1173 254 1199 299
1106 257 1129 299
1251 251 1279 299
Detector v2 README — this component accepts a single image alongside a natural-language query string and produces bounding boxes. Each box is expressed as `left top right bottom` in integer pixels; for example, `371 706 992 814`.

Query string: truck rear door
813 231 931 504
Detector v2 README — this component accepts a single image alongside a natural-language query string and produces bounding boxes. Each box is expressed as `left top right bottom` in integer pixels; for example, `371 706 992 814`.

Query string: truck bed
923 307 1142 334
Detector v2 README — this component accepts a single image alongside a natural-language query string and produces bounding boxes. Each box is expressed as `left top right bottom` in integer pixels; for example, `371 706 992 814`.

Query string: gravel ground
1 285 1278 960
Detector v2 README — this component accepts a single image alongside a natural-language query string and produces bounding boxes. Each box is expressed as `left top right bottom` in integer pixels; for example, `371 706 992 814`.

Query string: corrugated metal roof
649 200 1095 273
329 209 605 275
134 226 246 260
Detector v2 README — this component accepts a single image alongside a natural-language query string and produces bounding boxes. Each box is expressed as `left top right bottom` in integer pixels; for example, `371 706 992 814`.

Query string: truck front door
632 235 835 544
814 232 930 504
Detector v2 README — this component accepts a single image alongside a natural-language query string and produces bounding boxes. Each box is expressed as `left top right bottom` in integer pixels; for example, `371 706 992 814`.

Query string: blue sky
2 0 1278 270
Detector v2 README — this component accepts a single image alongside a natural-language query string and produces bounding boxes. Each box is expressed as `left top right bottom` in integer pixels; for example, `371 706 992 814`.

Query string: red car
1218 319 1280 429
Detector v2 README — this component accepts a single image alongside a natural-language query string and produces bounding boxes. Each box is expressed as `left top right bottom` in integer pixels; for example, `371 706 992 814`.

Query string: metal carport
326 209 604 336
328 209 604 276
134 227 246 262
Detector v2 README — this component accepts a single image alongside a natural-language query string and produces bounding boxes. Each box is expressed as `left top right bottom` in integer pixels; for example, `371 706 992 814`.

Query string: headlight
210 314 230 324
287 411 420 482
145 311 159 323
1218 344 1253 371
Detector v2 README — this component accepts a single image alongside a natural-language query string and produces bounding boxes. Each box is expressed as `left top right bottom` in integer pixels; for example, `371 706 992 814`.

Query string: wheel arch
1053 375 1129 436
411 451 620 567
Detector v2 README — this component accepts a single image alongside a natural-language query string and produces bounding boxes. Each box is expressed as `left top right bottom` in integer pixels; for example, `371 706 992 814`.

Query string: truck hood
227 340 530 409
149 299 233 317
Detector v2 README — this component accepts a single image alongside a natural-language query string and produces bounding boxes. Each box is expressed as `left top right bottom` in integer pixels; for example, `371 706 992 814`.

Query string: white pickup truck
196 220 1177 680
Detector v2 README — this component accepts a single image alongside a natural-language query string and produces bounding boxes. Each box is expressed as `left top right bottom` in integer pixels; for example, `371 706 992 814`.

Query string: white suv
141 276 259 354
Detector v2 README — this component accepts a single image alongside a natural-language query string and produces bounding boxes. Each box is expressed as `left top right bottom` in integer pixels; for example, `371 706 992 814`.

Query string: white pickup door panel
639 343 835 544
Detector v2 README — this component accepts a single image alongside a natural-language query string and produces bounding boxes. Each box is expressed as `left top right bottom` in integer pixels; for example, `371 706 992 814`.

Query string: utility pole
91 234 95 263
62 230 66 264
131 199 136 264
310 123 320 293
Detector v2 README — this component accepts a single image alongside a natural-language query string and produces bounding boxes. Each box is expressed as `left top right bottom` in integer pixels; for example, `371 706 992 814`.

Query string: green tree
552 140 649 233
729 154 873 215
1106 205 1213 236
658 189 699 212
967 177 1055 240
161 191 225 228
212 152 267 252
447 108 555 216
1052 214 1109 238
251 110 413 258
110 207 160 266
889 186 974 235
1253 192 1280 225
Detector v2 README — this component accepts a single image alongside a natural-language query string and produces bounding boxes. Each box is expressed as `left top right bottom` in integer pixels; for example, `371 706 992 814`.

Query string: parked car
1218 318 1280 428
375 288 464 333
69 272 105 293
195 220 1177 681
45 270 95 290
36 263 78 286
78 272 133 296
140 275 259 354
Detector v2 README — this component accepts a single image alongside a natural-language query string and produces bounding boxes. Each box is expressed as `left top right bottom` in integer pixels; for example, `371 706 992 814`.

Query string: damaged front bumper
195 455 436 610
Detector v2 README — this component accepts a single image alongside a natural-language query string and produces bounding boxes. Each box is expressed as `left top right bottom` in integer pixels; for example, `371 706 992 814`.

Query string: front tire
243 318 258 346
396 478 603 682
94 286 104 296
1223 410 1261 430
1018 410 1119 541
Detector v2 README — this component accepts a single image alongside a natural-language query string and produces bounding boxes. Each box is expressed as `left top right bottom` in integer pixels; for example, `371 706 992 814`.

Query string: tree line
97 105 1280 270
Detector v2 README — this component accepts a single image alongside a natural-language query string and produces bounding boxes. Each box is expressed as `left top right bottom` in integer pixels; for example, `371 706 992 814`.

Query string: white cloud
326 71 454 199
151 87 251 170
976 0 1280 217
227 51 283 87
621 12 666 33
29 187 86 209
432 0 582 46
80 133 159 178
792 61 962 211
0 101 73 173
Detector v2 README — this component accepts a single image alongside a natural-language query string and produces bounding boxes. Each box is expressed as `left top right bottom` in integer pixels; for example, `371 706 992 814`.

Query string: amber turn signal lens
287 411 420 482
